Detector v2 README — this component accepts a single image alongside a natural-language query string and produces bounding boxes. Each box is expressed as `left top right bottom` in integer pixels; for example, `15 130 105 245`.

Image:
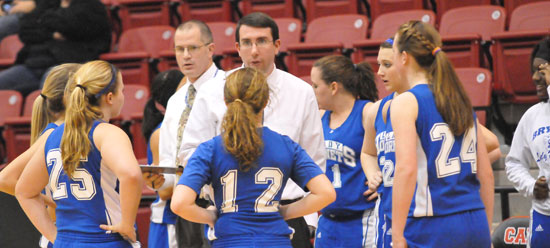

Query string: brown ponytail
30 63 81 144
61 61 119 178
396 21 474 136
313 55 378 102
221 68 269 172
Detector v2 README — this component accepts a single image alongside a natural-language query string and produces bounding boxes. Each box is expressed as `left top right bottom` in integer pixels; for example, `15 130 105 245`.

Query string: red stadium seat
241 0 295 18
503 0 548 27
507 1 550 32
455 68 492 125
101 25 176 87
136 204 152 248
439 5 506 68
304 0 359 23
115 0 170 31
490 1 550 103
287 14 368 76
300 75 312 85
0 35 23 71
119 85 149 121
176 0 233 23
22 90 41 117
433 0 491 25
353 10 435 71
368 0 423 26
0 90 24 162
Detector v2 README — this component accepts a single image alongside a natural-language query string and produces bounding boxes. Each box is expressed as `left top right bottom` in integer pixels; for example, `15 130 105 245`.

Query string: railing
495 185 518 220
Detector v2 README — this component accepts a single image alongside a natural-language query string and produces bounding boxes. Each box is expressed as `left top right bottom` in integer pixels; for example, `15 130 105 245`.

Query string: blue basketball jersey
44 121 130 244
407 84 484 217
146 122 177 225
40 123 59 136
321 99 375 216
178 127 323 245
374 93 396 220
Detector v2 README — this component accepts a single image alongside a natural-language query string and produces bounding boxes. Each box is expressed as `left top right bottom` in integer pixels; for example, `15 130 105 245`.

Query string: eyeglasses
239 38 273 49
174 43 210 55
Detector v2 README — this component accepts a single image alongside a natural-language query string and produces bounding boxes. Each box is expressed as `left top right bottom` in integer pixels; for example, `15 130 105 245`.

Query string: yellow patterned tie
175 84 196 167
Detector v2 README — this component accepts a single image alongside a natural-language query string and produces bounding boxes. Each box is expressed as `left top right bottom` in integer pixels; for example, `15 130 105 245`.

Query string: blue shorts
529 209 550 248
373 199 385 248
148 222 177 248
315 208 377 248
382 215 392 248
404 209 490 248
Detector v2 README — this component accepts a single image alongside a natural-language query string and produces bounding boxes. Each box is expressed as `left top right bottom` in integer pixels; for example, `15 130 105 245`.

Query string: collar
187 63 220 91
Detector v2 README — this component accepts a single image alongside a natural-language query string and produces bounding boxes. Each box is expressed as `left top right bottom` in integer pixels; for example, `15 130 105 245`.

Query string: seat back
371 10 435 40
305 0 359 23
455 67 492 125
118 25 176 58
492 216 530 248
23 90 41 117
0 35 22 60
508 1 550 32
440 5 506 41
369 0 423 25
119 85 149 120
179 0 233 22
207 22 237 56
274 18 302 52
504 0 548 27
434 0 491 24
0 90 23 125
116 0 170 31
305 14 368 48
241 0 294 18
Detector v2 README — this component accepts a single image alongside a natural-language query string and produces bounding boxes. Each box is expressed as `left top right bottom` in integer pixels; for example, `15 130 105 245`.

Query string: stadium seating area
0 1 549 246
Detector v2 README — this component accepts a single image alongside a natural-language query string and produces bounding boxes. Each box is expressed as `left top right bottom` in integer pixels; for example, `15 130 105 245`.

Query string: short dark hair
236 12 279 42
178 20 214 44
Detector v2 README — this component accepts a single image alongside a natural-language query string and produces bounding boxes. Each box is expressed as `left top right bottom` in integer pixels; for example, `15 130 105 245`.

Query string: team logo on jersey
532 126 550 141
535 224 544 232
325 140 356 167
375 131 395 154
503 227 529 245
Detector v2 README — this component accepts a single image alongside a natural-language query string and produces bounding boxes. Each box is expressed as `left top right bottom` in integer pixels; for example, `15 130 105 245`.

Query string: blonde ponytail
61 61 118 178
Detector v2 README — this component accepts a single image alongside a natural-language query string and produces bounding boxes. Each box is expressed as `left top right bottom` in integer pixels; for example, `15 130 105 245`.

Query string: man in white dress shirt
178 12 326 248
146 20 223 248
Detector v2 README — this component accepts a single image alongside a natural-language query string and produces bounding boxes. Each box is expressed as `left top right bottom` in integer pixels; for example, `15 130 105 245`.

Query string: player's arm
0 129 52 196
279 174 335 220
475 120 495 229
15 139 57 243
171 142 215 226
390 93 419 248
171 185 216 226
361 100 382 198
479 124 501 164
96 124 143 243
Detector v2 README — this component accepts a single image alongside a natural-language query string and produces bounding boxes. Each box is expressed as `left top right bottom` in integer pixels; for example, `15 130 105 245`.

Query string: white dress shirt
506 101 550 216
178 66 326 228
159 63 223 169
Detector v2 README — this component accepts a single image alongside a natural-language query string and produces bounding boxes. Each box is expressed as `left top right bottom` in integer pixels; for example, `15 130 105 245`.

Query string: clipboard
140 165 183 174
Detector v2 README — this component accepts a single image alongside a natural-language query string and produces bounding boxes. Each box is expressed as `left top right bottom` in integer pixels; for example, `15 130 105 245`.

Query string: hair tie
234 99 243 103
40 93 47 99
432 47 442 56
385 38 394 45
75 84 87 91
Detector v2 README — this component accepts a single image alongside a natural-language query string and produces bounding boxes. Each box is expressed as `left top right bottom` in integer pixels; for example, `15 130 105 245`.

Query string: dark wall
0 192 40 248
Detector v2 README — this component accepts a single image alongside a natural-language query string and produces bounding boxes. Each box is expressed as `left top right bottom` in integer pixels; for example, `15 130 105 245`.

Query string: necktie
175 84 196 166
